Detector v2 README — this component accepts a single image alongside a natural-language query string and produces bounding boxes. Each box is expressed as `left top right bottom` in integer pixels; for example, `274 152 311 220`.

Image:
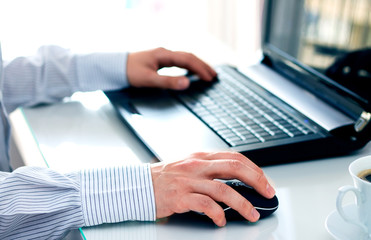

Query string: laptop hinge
355 111 371 132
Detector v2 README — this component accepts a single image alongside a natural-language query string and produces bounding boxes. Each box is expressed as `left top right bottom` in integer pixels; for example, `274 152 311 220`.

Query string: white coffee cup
337 155 371 238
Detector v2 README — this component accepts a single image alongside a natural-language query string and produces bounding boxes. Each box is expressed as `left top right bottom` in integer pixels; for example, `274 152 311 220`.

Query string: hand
127 47 217 90
150 151 276 227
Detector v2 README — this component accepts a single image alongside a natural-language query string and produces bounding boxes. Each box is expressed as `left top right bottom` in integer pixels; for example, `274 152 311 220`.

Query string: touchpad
131 98 185 117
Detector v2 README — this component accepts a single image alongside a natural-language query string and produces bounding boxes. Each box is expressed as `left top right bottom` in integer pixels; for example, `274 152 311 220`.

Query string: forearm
2 46 129 113
81 164 156 226
0 164 156 240
0 167 85 239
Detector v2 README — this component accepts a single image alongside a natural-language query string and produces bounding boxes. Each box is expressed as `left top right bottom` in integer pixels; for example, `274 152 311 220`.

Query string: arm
0 164 155 240
2 45 128 113
0 152 274 239
2 46 216 113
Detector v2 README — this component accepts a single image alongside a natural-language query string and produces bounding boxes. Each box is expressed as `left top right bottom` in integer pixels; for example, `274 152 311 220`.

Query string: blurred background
272 0 371 71
0 0 262 66
1 0 370 69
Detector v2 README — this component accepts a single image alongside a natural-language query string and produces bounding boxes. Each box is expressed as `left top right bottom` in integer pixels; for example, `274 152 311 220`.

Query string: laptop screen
263 0 371 112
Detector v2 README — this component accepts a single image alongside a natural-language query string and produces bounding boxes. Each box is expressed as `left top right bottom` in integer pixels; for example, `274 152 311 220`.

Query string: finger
193 151 275 197
191 151 261 173
199 159 275 199
152 74 190 90
182 193 226 227
190 179 261 223
155 48 217 81
172 52 216 81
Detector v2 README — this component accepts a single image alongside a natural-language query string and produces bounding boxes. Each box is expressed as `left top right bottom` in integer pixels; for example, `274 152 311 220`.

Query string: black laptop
105 0 371 166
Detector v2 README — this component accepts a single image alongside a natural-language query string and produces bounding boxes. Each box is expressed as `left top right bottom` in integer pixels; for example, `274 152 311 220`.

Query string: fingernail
251 208 260 221
267 183 276 197
220 218 226 227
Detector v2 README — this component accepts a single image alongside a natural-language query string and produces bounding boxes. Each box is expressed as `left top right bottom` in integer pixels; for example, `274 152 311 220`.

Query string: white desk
10 91 371 240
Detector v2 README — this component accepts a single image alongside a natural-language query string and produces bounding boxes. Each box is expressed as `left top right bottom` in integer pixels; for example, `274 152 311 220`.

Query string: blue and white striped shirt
0 45 156 239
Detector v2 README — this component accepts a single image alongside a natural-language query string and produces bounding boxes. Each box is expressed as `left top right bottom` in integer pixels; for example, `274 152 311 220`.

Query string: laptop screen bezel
260 0 370 115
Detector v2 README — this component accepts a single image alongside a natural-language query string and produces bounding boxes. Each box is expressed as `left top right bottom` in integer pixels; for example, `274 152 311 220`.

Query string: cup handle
336 185 368 234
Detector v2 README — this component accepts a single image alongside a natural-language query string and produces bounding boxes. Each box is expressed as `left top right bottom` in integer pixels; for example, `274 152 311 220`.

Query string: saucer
325 203 368 240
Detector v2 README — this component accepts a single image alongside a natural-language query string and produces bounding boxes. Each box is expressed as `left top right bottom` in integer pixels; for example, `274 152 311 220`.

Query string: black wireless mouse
171 180 278 223
192 180 278 221
220 180 279 220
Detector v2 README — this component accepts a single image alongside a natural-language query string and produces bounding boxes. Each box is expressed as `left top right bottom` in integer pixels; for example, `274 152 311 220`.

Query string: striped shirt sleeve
0 164 156 240
80 164 156 226
2 45 129 113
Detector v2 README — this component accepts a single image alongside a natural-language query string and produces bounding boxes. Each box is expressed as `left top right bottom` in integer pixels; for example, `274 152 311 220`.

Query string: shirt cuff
75 52 129 92
80 164 156 227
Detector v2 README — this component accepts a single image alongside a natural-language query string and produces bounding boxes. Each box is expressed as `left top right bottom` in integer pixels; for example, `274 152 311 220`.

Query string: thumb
154 75 190 90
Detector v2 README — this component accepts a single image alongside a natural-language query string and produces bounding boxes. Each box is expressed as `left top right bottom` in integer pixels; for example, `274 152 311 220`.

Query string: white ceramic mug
337 156 371 238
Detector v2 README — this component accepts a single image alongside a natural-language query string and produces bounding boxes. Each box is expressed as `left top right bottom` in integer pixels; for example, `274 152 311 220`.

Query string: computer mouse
171 180 278 223
192 180 278 221
219 180 279 220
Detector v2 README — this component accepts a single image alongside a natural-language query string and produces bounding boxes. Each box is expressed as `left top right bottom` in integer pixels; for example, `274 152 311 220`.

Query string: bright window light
0 0 259 66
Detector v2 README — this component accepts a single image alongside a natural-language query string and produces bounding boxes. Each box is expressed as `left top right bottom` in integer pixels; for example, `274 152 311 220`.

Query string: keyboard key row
178 71 314 146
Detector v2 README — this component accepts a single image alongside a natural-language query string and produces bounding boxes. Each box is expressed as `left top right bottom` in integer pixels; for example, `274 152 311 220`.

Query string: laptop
105 0 371 166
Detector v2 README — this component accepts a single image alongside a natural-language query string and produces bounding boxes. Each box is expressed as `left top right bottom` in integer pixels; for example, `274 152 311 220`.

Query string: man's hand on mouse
150 151 276 227
126 47 216 90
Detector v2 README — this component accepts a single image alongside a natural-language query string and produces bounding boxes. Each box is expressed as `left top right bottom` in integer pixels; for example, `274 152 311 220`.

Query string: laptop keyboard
178 67 314 147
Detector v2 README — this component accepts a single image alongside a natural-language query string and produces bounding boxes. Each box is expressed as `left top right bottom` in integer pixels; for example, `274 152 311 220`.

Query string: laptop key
177 68 314 145
263 133 290 141
229 137 261 147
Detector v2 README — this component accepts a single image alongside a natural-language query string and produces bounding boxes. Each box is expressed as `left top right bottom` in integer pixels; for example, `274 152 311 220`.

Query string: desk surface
10 91 371 240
